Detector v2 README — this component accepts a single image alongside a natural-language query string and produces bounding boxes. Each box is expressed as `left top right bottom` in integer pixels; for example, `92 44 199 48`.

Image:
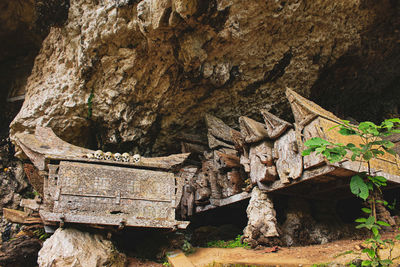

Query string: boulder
37 228 127 267
242 187 280 248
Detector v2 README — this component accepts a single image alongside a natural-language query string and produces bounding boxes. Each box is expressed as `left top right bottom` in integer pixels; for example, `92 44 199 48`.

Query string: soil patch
187 232 400 266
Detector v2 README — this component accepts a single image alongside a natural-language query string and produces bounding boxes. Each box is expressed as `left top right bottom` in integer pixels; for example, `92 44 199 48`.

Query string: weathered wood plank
205 114 237 143
249 141 277 185
274 129 303 183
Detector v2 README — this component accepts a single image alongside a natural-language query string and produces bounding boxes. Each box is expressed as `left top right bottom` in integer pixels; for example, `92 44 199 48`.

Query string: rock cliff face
9 0 400 155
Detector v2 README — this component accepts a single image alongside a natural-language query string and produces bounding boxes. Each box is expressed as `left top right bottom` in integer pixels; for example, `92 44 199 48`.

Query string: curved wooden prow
14 126 190 171
285 87 341 127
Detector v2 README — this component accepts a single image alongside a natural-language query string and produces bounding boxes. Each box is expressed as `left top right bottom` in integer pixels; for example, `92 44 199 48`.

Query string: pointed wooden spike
239 116 269 144
285 88 341 126
260 109 292 139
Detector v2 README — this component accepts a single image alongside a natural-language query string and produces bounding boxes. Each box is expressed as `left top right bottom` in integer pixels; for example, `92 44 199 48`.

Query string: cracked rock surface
9 0 400 155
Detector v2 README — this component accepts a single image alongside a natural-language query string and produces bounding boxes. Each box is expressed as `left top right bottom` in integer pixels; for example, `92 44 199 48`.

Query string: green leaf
363 151 373 161
385 118 400 123
301 148 313 156
361 208 371 214
355 218 367 223
356 223 367 229
371 226 379 236
365 216 375 226
361 260 371 266
376 220 390 227
362 248 375 258
304 137 331 147
350 175 369 200
339 127 357 136
346 143 356 148
359 122 379 136
380 259 393 265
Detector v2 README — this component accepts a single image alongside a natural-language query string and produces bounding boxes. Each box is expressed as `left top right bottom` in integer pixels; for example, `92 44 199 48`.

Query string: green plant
33 228 51 240
182 240 196 255
302 119 400 266
87 90 94 119
206 235 250 249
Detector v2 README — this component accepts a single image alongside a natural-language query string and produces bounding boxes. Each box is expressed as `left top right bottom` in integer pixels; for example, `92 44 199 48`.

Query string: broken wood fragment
228 170 244 194
23 164 44 196
239 116 269 143
215 151 241 169
3 208 28 224
261 109 292 139
240 155 251 173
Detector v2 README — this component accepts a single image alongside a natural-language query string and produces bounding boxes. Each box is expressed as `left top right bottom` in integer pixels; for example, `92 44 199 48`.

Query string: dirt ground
127 232 400 267
187 232 400 266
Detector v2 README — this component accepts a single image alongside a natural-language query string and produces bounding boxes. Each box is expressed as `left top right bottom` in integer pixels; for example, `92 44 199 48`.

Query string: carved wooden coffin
40 161 189 229
287 88 400 179
14 127 190 229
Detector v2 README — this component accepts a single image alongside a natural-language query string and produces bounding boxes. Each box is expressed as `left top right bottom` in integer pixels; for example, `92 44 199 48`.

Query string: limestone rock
8 0 400 157
242 187 279 248
37 228 127 267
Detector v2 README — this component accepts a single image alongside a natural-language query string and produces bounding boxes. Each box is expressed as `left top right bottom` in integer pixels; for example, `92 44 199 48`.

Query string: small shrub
206 235 250 249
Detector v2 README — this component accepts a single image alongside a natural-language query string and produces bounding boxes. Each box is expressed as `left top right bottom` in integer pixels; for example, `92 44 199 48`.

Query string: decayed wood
302 118 326 169
202 160 221 199
274 129 303 183
2 208 41 225
239 116 269 143
205 114 236 143
215 151 241 169
3 208 28 224
228 170 244 194
180 184 195 219
207 132 235 149
261 109 292 139
195 172 211 204
240 155 250 173
231 129 245 153
249 141 277 184
218 172 234 198
15 126 190 170
176 166 198 208
20 198 41 212
23 163 44 196
181 141 207 154
177 132 208 146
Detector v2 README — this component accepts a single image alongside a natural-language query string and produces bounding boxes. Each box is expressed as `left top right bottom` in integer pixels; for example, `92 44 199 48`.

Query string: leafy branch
302 118 400 266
